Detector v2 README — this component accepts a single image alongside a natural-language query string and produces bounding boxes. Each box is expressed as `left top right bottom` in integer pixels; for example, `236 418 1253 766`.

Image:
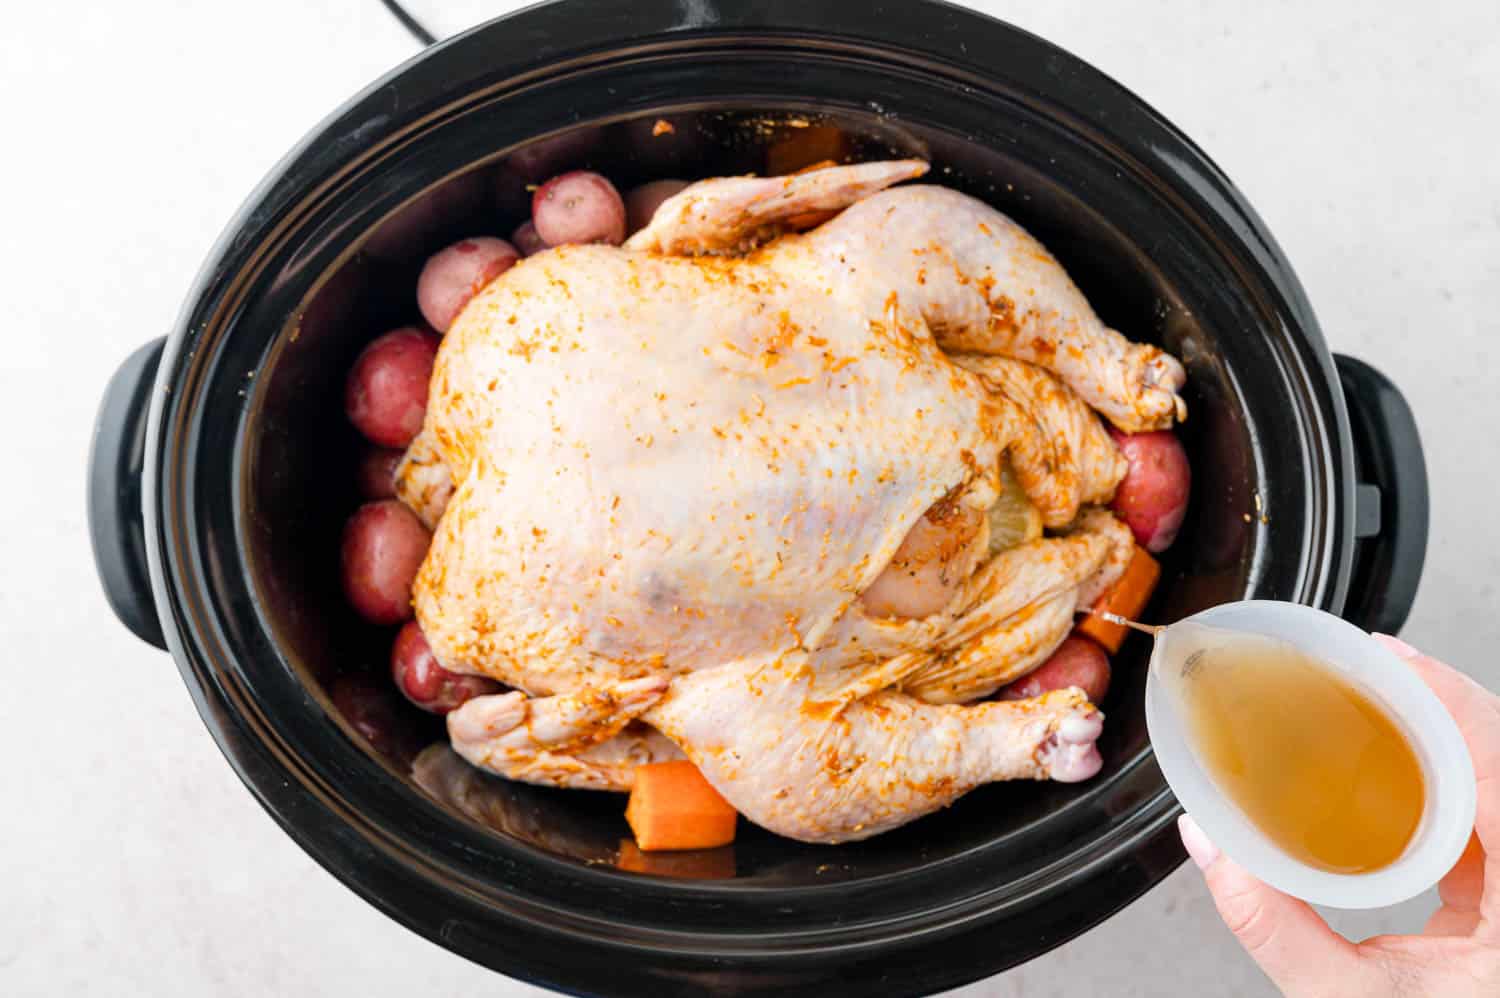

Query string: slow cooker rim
140 0 1355 990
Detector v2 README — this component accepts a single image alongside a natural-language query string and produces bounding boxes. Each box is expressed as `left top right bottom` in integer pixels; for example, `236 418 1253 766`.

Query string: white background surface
3 1 1497 995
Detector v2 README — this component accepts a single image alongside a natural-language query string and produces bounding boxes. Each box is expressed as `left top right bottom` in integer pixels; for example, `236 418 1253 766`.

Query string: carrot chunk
1075 544 1161 654
625 761 738 852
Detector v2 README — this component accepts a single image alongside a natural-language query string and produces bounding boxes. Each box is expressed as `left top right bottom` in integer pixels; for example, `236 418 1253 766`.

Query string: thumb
1179 814 1370 996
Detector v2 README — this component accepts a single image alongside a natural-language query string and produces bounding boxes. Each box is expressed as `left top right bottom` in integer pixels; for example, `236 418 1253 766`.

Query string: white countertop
4 1 1497 994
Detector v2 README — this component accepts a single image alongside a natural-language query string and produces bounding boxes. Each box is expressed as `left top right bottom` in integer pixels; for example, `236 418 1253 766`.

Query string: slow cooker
87 1 1428 993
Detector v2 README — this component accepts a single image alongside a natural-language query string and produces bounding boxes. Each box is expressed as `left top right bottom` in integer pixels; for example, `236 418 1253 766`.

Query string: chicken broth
1180 633 1425 874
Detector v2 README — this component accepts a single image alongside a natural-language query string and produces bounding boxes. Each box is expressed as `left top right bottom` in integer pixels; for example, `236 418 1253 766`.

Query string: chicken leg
803 181 1186 432
646 652 1103 843
626 161 1184 432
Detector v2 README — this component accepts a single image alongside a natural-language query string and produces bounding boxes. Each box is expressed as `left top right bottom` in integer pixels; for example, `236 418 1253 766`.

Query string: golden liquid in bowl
1183 638 1426 874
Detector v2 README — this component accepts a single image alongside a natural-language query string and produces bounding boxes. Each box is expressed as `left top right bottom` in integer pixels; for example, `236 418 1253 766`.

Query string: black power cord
379 0 437 46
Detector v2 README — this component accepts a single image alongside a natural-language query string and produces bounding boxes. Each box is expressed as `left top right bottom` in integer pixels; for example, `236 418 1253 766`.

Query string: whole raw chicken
395 161 1186 843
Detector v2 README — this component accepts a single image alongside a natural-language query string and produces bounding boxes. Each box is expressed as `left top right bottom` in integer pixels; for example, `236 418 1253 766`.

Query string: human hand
1178 634 1500 997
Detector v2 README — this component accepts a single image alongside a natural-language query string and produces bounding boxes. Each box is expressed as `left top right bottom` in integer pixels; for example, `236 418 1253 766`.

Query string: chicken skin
399 161 1185 843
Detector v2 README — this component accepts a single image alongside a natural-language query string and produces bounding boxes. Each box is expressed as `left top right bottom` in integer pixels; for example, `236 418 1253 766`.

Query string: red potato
999 636 1112 704
345 327 440 448
340 500 431 625
391 620 502 714
1108 427 1191 553
532 171 626 247
511 219 548 257
624 179 690 236
356 447 403 500
417 237 519 332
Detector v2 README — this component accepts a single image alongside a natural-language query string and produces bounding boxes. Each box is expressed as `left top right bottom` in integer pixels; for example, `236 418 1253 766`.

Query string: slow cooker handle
1334 354 1429 636
88 337 168 650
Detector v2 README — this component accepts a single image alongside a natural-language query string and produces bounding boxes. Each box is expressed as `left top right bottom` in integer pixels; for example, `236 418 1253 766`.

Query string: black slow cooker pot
87 1 1429 993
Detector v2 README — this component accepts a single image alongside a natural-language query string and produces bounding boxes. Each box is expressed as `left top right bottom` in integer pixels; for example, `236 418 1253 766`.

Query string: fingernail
1373 633 1419 660
1178 814 1220 870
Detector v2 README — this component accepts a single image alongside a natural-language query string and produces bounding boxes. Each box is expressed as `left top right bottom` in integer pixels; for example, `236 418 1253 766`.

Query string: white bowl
1146 600 1476 909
